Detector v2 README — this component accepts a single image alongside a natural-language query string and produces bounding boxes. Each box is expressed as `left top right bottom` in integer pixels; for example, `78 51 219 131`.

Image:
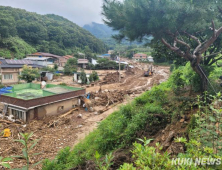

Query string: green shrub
208 66 222 94
170 64 175 72
54 73 60 77
54 64 58 70
19 65 40 83
80 70 87 84
119 137 222 170
168 69 186 94
89 71 99 82
59 83 67 86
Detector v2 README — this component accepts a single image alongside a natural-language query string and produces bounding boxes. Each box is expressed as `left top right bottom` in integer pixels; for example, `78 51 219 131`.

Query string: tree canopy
103 0 222 91
19 65 40 83
103 0 222 41
63 58 78 75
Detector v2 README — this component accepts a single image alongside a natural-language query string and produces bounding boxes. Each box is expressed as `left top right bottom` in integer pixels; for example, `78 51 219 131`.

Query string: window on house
11 109 25 120
4 74 13 80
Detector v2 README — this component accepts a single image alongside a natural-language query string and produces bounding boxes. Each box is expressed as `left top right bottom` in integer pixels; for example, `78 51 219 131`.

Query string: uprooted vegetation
42 64 222 170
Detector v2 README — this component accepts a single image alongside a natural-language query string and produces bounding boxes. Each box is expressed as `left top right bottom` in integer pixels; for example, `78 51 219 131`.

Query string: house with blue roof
98 54 111 59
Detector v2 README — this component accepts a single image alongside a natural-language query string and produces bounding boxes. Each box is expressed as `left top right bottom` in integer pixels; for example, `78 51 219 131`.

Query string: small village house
0 59 43 85
132 53 148 61
24 57 54 67
0 83 85 122
60 55 74 67
132 53 154 62
26 52 62 67
147 56 154 62
78 59 89 68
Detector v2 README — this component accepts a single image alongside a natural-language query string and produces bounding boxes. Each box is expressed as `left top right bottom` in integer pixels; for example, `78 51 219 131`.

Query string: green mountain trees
0 6 107 58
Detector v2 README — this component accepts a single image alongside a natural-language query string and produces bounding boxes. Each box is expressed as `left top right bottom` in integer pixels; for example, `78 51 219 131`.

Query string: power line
198 64 217 94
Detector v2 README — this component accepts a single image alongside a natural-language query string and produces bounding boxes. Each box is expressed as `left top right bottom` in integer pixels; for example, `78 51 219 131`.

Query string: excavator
144 66 154 77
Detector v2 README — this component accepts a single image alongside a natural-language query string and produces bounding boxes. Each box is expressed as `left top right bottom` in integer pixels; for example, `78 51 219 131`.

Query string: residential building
0 83 85 122
78 59 89 68
132 53 148 61
24 57 54 67
27 52 62 67
60 55 74 67
147 56 154 62
0 59 43 85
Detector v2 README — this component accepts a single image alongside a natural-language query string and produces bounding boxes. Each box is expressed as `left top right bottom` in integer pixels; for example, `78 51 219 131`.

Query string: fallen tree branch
59 107 79 118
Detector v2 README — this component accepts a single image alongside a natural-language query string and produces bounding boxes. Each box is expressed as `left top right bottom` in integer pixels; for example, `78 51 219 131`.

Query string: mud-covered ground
0 61 170 169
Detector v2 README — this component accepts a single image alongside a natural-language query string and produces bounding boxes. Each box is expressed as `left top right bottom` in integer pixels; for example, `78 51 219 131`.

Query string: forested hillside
83 22 117 39
0 6 107 58
83 22 145 48
83 22 119 48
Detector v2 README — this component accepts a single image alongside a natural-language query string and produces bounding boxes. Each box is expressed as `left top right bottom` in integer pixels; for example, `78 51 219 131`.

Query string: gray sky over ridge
0 0 106 26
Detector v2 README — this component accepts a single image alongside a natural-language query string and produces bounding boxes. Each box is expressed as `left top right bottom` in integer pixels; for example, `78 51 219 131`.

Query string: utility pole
119 52 121 83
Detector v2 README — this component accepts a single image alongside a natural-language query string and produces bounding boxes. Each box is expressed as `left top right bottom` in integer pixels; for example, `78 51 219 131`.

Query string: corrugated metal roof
63 55 73 59
5 59 33 65
25 57 51 61
0 59 43 68
28 52 62 58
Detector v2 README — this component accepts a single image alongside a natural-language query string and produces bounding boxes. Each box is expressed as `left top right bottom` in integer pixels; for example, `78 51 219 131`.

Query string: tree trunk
192 64 208 92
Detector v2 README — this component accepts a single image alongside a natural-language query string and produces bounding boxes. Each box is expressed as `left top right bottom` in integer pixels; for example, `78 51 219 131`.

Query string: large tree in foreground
102 0 222 91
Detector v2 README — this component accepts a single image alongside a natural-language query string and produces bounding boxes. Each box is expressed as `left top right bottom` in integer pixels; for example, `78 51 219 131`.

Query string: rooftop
0 83 85 109
78 59 89 64
25 57 51 61
2 83 82 100
63 55 73 60
0 59 43 68
28 52 62 58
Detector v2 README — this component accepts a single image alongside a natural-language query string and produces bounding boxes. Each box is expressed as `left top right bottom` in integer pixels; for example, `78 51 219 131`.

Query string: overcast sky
0 0 107 26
